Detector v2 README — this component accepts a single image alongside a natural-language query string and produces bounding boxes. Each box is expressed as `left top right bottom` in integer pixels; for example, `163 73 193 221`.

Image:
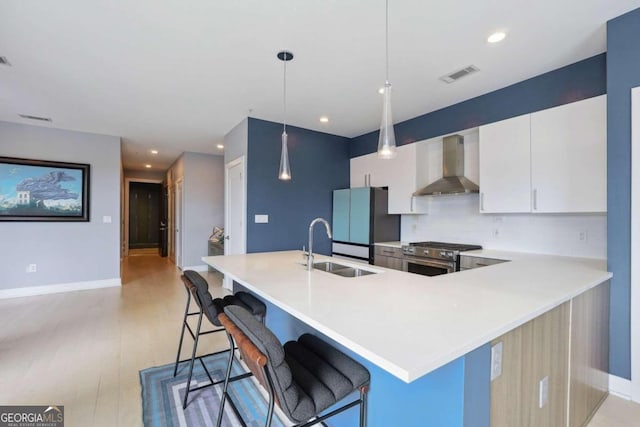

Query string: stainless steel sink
312 262 377 278
332 268 376 278
313 261 350 272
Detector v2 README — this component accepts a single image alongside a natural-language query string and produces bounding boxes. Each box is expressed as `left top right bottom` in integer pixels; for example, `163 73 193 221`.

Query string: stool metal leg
173 290 192 377
360 386 369 427
215 332 236 427
264 368 276 427
183 309 204 409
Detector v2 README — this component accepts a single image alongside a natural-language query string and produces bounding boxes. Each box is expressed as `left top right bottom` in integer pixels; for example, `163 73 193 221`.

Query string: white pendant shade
378 81 397 159
278 131 291 180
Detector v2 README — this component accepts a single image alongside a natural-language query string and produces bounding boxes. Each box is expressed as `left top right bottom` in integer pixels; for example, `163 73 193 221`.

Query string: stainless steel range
401 241 482 276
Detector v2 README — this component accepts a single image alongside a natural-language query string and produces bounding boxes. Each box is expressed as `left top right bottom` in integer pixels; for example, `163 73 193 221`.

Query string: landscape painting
0 157 90 221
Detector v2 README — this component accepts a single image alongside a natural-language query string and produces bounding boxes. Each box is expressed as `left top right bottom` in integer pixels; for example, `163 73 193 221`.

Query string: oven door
403 257 455 276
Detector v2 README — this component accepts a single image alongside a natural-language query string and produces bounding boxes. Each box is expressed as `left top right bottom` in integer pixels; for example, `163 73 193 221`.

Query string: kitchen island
203 250 611 427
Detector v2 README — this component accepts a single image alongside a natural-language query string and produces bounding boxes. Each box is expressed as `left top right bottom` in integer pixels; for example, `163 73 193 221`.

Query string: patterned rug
140 352 287 427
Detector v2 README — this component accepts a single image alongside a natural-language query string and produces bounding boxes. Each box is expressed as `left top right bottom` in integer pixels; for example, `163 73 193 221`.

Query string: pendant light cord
283 57 287 133
385 0 389 83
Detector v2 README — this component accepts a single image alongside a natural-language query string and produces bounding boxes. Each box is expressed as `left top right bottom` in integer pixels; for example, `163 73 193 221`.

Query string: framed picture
0 157 90 222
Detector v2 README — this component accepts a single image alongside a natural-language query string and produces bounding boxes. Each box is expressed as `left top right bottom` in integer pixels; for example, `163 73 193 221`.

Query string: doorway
128 182 162 251
224 157 246 289
174 179 184 268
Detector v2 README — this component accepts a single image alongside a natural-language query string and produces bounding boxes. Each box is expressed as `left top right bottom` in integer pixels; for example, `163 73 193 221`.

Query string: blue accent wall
606 7 640 380
246 118 350 255
350 54 606 158
234 282 485 427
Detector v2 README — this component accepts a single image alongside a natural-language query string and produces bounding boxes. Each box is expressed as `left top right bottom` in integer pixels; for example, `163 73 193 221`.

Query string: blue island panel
234 282 490 427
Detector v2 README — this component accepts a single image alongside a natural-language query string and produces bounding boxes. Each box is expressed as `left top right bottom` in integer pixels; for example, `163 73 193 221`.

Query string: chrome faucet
307 217 332 271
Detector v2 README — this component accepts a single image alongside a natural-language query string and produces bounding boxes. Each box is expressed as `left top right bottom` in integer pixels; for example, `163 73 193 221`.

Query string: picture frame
0 156 90 222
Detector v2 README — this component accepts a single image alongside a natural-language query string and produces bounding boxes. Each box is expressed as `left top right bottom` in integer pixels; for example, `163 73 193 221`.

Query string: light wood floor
0 254 638 426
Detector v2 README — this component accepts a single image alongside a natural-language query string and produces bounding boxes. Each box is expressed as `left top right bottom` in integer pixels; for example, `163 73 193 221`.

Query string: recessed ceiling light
487 31 506 43
216 144 224 149
378 87 385 94
320 116 329 123
145 164 152 168
150 149 158 154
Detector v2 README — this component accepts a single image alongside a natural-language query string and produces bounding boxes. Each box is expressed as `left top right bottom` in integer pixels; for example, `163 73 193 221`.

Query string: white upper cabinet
530 95 607 213
350 144 428 214
478 95 607 214
479 114 532 213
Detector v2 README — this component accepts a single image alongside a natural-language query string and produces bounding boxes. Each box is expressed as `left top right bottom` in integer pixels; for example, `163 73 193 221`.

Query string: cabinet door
349 187 371 244
350 155 370 188
479 114 532 213
531 95 606 213
350 151 392 188
387 144 427 214
332 189 350 242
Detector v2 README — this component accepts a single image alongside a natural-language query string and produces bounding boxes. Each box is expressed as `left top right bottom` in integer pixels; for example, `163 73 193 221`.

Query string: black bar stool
173 270 266 409
217 305 370 427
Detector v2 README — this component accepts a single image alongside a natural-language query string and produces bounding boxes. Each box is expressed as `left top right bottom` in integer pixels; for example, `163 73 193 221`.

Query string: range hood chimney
413 135 479 196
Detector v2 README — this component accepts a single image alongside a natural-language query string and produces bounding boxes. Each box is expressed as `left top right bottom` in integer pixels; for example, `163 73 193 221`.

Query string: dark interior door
129 182 162 249
160 186 168 257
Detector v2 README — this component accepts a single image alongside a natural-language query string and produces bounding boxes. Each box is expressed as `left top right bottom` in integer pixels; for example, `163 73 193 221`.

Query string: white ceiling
1 0 639 172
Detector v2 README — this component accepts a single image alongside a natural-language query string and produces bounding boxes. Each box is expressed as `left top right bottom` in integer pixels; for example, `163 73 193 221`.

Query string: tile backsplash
401 195 606 259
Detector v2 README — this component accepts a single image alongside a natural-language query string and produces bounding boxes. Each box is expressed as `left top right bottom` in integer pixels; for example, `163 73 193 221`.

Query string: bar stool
216 305 370 427
173 270 266 409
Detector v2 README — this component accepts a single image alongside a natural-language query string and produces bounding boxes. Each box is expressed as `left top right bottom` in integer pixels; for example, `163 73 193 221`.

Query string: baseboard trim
0 278 121 300
609 374 632 399
181 264 209 272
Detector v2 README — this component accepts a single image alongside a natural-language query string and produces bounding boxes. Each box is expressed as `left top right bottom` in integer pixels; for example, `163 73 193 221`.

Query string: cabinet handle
480 193 484 211
368 173 372 187
533 189 537 210
411 195 415 212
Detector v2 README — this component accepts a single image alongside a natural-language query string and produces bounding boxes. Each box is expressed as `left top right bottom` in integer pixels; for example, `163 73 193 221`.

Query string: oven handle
403 257 456 271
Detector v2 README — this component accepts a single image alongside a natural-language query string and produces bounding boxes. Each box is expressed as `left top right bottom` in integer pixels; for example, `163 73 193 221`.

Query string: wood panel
491 302 570 427
569 281 610 427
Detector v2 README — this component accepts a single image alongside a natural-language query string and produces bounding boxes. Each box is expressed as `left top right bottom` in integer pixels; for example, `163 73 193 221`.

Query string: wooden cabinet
373 245 404 271
490 280 609 427
491 302 570 427
479 95 607 213
459 255 507 271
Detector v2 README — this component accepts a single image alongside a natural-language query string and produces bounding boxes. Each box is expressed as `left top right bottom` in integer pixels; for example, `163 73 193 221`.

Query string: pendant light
378 0 397 159
278 50 294 181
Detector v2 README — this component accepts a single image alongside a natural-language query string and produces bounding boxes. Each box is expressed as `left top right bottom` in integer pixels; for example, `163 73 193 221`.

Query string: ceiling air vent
19 114 52 122
440 65 479 84
0 56 11 66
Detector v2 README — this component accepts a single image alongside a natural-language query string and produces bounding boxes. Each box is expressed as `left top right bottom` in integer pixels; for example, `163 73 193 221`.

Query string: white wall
224 118 248 164
0 121 121 290
167 152 224 268
401 196 606 258
123 169 165 182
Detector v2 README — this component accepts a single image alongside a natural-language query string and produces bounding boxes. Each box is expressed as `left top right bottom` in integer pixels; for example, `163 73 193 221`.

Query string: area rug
140 352 287 427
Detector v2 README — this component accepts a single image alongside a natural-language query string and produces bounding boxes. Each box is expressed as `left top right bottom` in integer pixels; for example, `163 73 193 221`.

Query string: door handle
224 236 230 240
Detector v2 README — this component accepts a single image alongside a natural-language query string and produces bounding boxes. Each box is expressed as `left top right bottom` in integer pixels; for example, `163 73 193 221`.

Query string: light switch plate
490 341 503 381
103 215 112 223
255 214 269 224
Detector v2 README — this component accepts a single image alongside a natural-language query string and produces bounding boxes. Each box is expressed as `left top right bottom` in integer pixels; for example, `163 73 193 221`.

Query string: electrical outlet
254 214 269 224
578 229 588 243
490 342 503 381
26 264 37 273
539 376 549 408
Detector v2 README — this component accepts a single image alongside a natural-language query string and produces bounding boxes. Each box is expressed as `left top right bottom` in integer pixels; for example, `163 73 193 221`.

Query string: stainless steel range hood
413 135 479 196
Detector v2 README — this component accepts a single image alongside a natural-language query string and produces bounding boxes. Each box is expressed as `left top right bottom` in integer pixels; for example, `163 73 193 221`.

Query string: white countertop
203 250 611 383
